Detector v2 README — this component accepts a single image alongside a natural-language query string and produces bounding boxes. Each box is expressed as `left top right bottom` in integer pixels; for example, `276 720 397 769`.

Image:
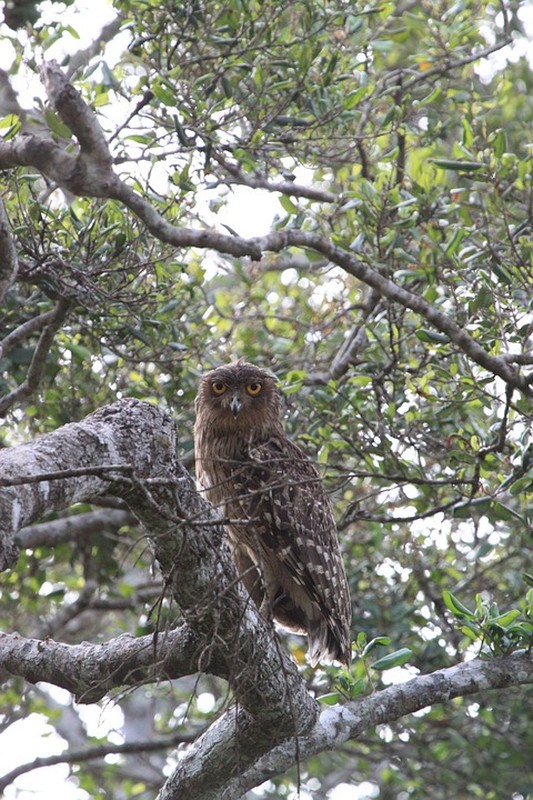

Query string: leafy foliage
0 0 532 798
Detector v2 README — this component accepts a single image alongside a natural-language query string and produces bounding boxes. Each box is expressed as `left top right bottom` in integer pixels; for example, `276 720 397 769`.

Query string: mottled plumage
194 360 352 666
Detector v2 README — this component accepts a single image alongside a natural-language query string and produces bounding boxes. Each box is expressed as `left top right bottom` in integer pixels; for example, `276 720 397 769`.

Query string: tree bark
0 627 200 703
0 399 318 797
1 400 532 800
0 399 176 569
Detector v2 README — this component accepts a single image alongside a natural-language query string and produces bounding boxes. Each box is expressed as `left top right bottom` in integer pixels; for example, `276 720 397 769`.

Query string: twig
389 37 514 92
0 195 18 305
65 16 124 80
0 308 61 358
0 298 70 417
0 731 197 793
0 463 134 488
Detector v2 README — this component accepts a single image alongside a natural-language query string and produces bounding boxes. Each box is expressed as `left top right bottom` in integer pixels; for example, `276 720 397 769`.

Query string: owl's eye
246 382 263 396
211 381 227 396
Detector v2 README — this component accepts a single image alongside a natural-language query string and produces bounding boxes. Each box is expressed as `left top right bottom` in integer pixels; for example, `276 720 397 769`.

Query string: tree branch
258 231 533 397
0 195 18 305
0 399 318 798
0 626 201 703
65 16 124 80
0 298 70 417
0 400 176 568
307 289 383 383
40 61 113 167
226 653 533 799
401 37 514 90
15 508 134 549
209 148 337 203
0 729 197 794
0 63 530 397
0 307 62 359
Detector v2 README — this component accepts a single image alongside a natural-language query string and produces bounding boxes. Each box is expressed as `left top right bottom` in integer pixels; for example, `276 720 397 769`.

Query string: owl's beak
230 394 242 417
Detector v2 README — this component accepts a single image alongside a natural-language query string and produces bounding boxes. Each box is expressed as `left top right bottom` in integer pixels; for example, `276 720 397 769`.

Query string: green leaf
491 264 513 285
44 109 72 139
317 692 340 705
445 228 466 257
0 114 22 137
462 119 474 147
489 500 524 524
362 636 391 656
62 342 92 362
343 87 368 109
508 474 533 496
430 159 485 171
416 329 450 344
443 590 475 619
152 79 177 107
459 622 480 641
492 129 507 158
125 134 154 144
371 648 412 671
279 195 299 214
492 609 521 628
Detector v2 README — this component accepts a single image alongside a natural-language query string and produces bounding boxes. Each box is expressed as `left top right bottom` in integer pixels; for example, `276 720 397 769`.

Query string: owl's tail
307 616 352 668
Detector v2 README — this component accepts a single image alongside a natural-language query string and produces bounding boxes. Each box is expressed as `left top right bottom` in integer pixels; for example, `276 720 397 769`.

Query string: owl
193 359 352 666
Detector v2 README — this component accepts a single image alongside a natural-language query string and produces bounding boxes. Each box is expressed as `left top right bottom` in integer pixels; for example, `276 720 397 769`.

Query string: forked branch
0 63 528 398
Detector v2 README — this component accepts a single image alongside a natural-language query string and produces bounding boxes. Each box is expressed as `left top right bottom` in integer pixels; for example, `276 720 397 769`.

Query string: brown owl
194 359 352 666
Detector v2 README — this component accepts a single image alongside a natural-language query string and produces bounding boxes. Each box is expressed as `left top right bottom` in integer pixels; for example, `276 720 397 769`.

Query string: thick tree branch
0 400 175 568
0 399 318 798
228 653 533 799
40 61 113 167
0 626 201 703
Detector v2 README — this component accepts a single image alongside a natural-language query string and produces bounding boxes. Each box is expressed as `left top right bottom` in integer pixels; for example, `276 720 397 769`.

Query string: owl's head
195 360 280 431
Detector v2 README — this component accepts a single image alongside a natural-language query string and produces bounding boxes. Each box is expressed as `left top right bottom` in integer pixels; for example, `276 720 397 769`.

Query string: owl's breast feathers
195 424 351 666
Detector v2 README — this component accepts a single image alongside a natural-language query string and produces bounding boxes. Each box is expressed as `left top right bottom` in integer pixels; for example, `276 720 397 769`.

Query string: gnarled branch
0 626 200 703
0 399 318 798
0 62 526 398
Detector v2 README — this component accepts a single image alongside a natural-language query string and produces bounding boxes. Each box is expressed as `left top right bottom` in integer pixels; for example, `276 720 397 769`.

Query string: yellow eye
211 381 227 396
246 382 262 396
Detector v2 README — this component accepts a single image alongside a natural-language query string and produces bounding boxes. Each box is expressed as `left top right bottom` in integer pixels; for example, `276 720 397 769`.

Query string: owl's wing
234 435 351 665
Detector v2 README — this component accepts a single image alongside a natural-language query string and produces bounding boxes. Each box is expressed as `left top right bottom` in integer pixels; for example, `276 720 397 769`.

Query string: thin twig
0 308 60 359
0 195 18 305
0 298 70 417
0 731 198 793
0 463 134 488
